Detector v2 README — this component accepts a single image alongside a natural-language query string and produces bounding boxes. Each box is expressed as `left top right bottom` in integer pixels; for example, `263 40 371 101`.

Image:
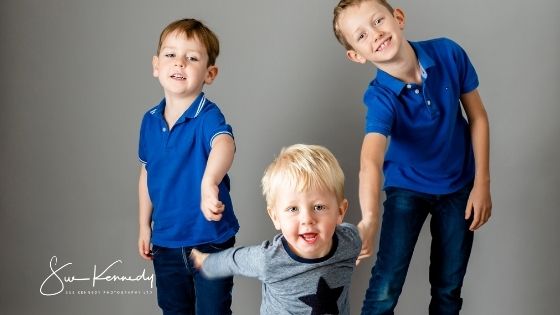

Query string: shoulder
141 103 160 118
419 37 468 59
417 37 460 49
197 97 224 117
336 223 362 253
364 83 398 108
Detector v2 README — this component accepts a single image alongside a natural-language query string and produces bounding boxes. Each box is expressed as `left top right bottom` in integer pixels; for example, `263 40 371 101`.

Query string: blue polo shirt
364 38 478 194
138 93 239 247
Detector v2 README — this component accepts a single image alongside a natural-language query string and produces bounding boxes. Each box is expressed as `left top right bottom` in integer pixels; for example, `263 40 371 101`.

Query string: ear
267 207 281 230
204 65 218 85
337 199 349 224
346 50 367 64
152 56 159 78
393 8 406 29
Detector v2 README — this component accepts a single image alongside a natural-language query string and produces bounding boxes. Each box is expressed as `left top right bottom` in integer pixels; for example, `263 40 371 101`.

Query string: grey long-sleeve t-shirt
201 223 361 315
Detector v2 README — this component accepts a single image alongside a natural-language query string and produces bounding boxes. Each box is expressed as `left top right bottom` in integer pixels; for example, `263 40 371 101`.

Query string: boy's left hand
465 182 492 231
190 249 209 269
201 182 225 221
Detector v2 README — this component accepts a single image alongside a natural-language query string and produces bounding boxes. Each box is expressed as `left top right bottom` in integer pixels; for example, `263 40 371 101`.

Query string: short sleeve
339 223 362 256
201 107 234 150
138 113 149 165
448 39 479 94
363 87 396 136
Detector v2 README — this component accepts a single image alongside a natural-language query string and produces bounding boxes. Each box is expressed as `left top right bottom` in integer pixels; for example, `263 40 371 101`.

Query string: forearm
202 135 235 187
359 162 382 228
470 112 490 185
358 133 386 226
138 165 153 230
462 89 491 185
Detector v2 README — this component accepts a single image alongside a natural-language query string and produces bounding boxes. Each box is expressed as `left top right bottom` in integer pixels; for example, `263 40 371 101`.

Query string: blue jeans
361 183 474 315
152 237 235 315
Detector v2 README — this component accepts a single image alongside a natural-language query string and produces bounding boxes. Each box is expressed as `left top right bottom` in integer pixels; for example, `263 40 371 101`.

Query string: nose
373 28 384 41
174 57 186 68
299 209 316 225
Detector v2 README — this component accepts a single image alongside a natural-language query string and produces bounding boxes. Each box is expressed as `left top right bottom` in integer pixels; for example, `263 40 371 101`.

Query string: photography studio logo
40 256 154 296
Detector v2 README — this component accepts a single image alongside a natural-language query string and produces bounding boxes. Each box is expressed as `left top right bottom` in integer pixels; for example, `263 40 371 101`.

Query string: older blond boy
333 0 492 314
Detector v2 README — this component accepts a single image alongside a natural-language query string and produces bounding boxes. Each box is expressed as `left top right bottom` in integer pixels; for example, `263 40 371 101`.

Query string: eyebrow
351 11 379 37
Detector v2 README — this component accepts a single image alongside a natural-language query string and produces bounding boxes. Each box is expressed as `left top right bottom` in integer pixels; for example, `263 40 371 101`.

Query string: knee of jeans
431 285 462 300
369 276 403 302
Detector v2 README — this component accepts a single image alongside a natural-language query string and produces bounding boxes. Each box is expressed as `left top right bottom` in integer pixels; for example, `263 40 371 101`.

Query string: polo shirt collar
374 41 435 95
153 92 207 122
184 92 207 119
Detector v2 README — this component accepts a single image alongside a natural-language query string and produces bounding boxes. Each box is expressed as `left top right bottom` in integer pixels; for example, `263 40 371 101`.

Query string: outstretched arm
201 134 235 221
357 133 387 264
461 89 492 231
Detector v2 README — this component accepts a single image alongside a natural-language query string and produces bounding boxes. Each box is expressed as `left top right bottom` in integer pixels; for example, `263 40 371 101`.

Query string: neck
376 41 422 84
162 92 199 129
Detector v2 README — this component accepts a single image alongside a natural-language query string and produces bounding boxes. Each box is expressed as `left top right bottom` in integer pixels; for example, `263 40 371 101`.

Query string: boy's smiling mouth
170 73 186 80
376 36 392 52
300 233 318 244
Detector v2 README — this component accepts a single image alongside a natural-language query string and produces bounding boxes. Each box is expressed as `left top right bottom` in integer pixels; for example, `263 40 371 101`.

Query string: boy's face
152 31 217 100
268 186 348 259
338 1 406 66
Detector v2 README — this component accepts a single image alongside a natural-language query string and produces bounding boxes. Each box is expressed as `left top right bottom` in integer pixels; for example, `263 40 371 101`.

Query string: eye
164 53 175 58
314 204 326 211
357 32 366 41
286 206 298 213
187 56 199 62
373 17 384 26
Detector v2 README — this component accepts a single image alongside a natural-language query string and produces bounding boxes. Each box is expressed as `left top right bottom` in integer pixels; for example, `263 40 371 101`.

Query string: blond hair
333 0 394 50
262 144 345 208
156 18 220 66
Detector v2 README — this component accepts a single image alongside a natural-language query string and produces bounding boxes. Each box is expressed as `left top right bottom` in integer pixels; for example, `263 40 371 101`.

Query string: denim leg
152 246 195 315
192 237 235 315
429 184 474 315
361 188 430 315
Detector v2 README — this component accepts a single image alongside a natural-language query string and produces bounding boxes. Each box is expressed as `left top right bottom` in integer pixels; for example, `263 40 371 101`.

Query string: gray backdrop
1 0 559 314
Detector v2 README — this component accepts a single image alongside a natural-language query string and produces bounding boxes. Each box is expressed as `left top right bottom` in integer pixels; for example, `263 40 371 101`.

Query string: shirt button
415 89 420 94
406 84 412 89
162 127 167 132
427 100 431 105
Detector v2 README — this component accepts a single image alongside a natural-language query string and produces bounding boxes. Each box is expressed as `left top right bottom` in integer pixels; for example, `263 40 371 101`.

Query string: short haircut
262 144 345 209
156 18 220 66
333 0 394 50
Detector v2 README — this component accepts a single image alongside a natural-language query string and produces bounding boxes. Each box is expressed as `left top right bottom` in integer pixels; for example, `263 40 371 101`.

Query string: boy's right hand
201 182 225 221
138 227 152 260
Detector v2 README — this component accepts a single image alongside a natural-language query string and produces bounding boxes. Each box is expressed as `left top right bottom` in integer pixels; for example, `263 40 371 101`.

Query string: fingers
467 201 492 231
138 241 152 260
469 207 491 231
202 201 225 221
464 199 473 220
356 248 373 266
190 249 208 269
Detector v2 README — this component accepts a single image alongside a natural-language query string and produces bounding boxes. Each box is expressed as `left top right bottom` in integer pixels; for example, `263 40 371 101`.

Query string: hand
190 249 209 269
356 219 378 265
201 182 225 221
138 227 152 260
465 182 492 231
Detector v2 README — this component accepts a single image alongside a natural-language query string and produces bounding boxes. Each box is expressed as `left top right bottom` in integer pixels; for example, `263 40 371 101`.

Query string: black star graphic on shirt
298 277 344 315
